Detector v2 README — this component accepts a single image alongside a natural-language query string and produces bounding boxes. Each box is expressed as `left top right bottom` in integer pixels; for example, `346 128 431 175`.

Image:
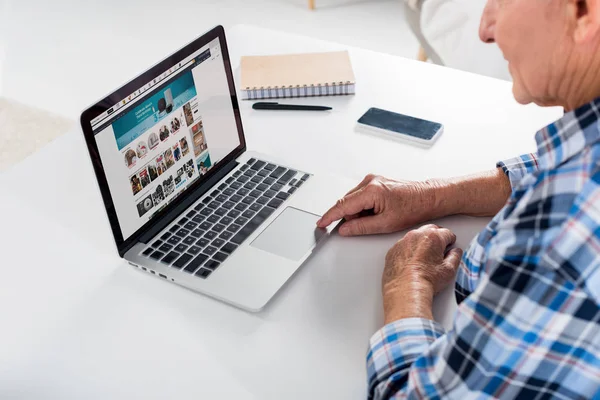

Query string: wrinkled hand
383 224 463 296
316 174 440 236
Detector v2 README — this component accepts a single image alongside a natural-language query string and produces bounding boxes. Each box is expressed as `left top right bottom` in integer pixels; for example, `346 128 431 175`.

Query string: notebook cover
240 51 356 89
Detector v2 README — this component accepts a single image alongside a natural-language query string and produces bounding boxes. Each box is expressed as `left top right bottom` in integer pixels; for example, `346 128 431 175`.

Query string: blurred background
0 0 508 171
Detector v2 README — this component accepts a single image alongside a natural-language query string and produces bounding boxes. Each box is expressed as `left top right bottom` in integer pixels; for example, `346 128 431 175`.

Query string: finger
444 248 463 269
418 223 440 231
344 174 376 196
435 228 457 249
317 188 375 228
338 214 389 236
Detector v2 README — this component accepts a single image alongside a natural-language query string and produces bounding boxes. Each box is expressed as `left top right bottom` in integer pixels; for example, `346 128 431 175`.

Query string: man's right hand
316 174 446 236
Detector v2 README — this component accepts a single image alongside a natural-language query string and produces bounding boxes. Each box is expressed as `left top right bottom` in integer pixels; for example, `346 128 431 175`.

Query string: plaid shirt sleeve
496 153 539 190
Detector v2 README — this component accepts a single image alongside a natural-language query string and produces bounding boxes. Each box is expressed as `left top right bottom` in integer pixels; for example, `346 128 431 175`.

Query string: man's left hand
382 224 463 323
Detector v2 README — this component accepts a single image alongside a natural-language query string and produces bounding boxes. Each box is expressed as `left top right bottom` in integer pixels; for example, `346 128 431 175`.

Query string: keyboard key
223 201 235 209
161 251 178 265
263 177 275 185
174 254 192 269
200 208 213 216
183 254 208 273
295 180 304 187
202 197 212 204
242 210 255 219
276 192 291 201
219 231 234 240
238 176 250 183
235 217 249 225
251 176 262 184
218 183 227 191
142 248 153 256
247 158 256 165
213 252 228 262
169 225 180 233
176 228 190 237
264 163 276 171
244 170 256 177
270 166 286 178
184 222 198 230
194 203 204 211
208 215 220 223
187 245 202 255
220 216 233 225
235 203 248 211
289 179 298 187
204 260 221 270
227 209 241 218
301 174 310 181
200 222 212 230
251 160 266 170
159 243 173 252
167 236 182 245
223 187 235 196
242 196 254 204
178 217 189 225
268 198 284 209
197 238 210 247
212 224 226 233
150 250 165 260
222 242 238 254
249 190 262 198
243 182 256 190
227 224 241 233
278 170 297 184
175 244 188 253
249 203 262 212
214 208 227 216
240 164 249 171
204 231 217 240
186 210 197 218
209 201 221 209
152 239 163 248
160 232 172 241
288 187 297 194
231 207 275 245
212 238 226 248
231 182 242 189
192 215 205 223
216 194 228 202
195 268 212 278
183 236 196 246
264 190 277 198
257 196 269 205
236 188 250 196
211 190 220 198
257 183 269 191
191 229 205 238
203 246 218 256
233 171 241 178
257 169 269 177
231 194 243 203
271 183 283 192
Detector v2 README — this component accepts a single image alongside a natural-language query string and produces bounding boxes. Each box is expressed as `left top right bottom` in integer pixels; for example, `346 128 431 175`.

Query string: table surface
0 25 562 399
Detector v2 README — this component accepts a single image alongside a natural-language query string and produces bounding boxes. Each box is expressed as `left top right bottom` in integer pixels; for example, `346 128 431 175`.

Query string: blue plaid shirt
367 98 600 399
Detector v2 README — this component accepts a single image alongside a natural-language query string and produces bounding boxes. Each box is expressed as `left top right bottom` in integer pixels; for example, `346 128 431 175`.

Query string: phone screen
358 108 442 140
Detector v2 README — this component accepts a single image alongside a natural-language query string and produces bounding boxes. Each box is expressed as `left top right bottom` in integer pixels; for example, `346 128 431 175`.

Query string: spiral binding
241 82 355 100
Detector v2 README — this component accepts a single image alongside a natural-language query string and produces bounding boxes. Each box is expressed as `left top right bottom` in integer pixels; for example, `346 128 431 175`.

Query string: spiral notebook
240 51 356 100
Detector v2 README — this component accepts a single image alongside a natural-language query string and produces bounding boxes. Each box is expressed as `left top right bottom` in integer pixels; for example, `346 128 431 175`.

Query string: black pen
252 102 332 111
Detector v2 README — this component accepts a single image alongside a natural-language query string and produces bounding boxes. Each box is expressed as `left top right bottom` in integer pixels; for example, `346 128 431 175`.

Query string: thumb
339 215 387 236
444 248 464 269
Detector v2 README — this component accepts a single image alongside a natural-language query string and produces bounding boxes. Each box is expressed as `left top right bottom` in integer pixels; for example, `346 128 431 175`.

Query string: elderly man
317 0 600 397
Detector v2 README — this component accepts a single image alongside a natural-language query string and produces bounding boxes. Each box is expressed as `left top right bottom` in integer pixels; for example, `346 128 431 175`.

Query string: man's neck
560 43 600 111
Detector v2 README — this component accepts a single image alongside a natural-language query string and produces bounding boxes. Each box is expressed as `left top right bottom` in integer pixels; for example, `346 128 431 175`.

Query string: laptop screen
91 37 241 240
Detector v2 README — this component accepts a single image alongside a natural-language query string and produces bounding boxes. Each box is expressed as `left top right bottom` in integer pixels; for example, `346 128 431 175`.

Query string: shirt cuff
367 318 445 399
496 153 539 190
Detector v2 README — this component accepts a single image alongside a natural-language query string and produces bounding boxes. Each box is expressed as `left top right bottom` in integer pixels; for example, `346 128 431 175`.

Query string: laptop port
159 274 167 279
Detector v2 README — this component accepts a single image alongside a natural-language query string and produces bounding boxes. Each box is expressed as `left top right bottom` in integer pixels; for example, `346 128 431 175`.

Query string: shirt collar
535 97 600 170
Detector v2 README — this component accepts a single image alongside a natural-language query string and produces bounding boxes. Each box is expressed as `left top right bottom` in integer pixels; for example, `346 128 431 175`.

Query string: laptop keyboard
140 158 310 279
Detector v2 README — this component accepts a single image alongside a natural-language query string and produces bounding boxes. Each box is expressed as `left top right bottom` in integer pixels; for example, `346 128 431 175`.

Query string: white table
0 25 562 399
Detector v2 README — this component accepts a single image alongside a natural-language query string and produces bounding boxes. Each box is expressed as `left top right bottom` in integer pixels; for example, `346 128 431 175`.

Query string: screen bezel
80 25 246 257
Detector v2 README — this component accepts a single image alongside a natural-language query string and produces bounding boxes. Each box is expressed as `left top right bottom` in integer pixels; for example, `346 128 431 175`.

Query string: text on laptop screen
92 38 240 240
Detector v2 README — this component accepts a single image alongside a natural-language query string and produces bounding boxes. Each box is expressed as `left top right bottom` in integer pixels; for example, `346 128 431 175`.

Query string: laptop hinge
136 159 239 246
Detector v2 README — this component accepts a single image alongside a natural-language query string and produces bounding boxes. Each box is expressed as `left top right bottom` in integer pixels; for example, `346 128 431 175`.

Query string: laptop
80 26 352 311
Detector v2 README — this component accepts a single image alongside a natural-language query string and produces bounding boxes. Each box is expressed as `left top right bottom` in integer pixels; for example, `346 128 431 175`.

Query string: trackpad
251 207 326 261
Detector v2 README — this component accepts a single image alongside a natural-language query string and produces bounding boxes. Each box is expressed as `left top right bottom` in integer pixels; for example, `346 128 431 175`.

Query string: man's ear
572 0 600 43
